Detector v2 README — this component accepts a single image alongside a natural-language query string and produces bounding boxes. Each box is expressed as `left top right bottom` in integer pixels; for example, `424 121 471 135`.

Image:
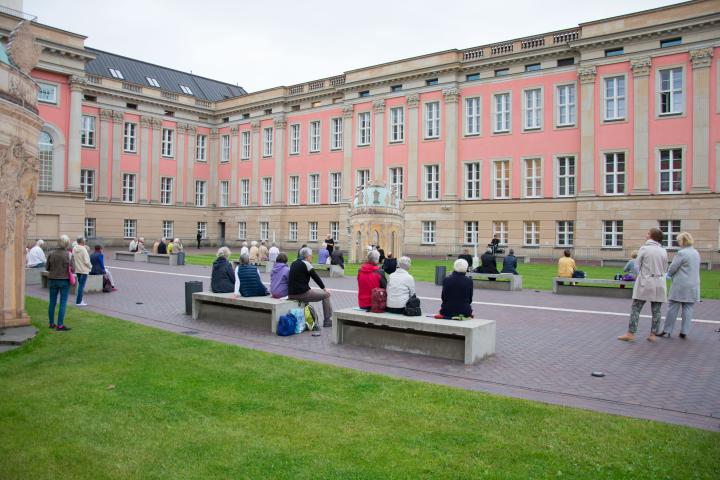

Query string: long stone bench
467 272 522 291
332 308 496 365
147 253 180 265
601 258 713 271
552 277 634 298
40 271 103 293
115 251 146 262
312 264 331 277
25 268 43 286
192 292 296 333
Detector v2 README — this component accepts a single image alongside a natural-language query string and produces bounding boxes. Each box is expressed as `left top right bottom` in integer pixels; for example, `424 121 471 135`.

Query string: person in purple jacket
270 253 290 298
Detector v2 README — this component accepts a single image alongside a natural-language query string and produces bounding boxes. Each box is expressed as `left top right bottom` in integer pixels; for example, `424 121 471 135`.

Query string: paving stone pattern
26 257 720 431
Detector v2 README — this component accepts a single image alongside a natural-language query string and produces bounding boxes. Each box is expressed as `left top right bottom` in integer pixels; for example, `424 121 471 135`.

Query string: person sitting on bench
477 248 499 279
458 248 473 269
235 253 269 297
211 247 236 294
437 259 473 319
501 249 519 275
487 234 503 255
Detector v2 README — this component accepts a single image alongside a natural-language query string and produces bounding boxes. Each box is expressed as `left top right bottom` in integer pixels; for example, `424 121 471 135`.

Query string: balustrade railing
161 90 178 101
122 82 142 93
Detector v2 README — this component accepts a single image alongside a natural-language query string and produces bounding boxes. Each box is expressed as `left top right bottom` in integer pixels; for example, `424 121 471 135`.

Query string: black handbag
404 294 422 316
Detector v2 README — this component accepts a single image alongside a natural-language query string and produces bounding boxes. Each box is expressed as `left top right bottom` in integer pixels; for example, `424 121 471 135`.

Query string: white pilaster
186 126 196 206
406 94 419 201
111 111 123 202
690 47 713 193
66 76 85 192
230 125 239 206
631 57 651 195
578 66 597 196
373 100 385 182
274 116 287 205
98 108 112 201
139 116 152 203
442 87 459 199
150 118 162 203
250 122 260 206
341 105 353 201
209 128 219 207
176 123 186 205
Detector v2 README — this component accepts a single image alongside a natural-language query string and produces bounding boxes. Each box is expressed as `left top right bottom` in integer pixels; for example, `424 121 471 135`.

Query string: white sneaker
76 301 88 306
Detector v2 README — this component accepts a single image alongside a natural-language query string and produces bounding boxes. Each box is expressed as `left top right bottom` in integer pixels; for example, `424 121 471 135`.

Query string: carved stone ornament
630 57 652 77
99 109 113 122
372 99 385 113
341 105 354 118
7 21 42 75
69 75 87 91
406 94 420 108
689 47 713 70
0 138 39 248
250 121 260 132
274 115 287 129
176 123 188 134
111 111 124 123
151 117 163 130
578 66 597 84
230 125 239 135
210 127 219 138
187 125 197 135
140 116 153 128
442 87 460 103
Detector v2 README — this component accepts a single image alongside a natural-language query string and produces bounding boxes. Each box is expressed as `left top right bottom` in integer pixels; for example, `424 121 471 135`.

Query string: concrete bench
115 251 146 262
40 272 103 293
25 268 43 286
468 272 522 291
192 292 296 333
332 308 496 365
312 264 331 277
552 277 634 298
147 253 180 266
601 258 713 271
329 265 345 278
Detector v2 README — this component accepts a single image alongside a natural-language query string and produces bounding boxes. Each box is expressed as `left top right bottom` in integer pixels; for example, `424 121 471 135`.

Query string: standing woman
658 232 701 339
46 235 72 331
618 228 667 342
72 236 92 306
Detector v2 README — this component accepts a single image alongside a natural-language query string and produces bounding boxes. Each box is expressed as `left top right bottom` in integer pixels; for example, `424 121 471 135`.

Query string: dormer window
180 85 193 95
146 77 160 87
108 68 124 79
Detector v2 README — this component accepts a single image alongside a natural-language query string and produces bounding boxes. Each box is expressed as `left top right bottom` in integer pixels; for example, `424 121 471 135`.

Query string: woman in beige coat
618 228 667 342
72 236 92 307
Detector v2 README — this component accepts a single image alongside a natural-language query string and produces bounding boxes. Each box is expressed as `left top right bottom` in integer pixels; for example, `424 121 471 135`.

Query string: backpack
276 314 296 336
404 294 422 316
290 308 306 334
572 270 586 279
102 274 112 293
370 288 387 313
304 304 318 331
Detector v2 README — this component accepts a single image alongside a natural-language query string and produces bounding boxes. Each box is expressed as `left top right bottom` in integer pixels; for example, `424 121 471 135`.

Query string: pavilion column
139 116 152 203
186 126 196 205
631 57 651 195
406 94 419 201
111 111 123 202
250 121 260 205
273 115 287 205
176 123 186 205
230 125 239 206
341 105 354 201
442 87 459 199
66 75 85 192
373 100 385 182
98 108 112 201
689 47 713 193
150 118 162 203
209 128 219 207
578 66 597 196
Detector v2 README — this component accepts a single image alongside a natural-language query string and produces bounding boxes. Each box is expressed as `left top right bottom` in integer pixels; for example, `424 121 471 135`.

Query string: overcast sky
25 0 679 92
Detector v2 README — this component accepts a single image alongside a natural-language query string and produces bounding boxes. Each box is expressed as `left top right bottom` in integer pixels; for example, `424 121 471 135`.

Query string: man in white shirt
268 243 280 263
240 241 249 257
26 239 46 268
386 256 416 314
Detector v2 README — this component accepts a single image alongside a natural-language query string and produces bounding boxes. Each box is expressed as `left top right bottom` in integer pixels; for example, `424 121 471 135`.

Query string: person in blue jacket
235 253 269 297
211 247 236 293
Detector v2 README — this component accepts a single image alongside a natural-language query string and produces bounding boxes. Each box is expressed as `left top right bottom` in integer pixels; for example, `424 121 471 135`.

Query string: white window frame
523 88 543 131
262 177 273 206
356 169 370 189
603 220 623 248
424 101 440 139
464 96 481 136
492 221 508 245
556 220 574 247
221 135 230 163
262 127 273 157
389 107 405 143
123 122 137 153
81 115 96 147
288 176 300 205
308 221 318 242
260 222 269 241
603 75 626 121
84 218 96 239
330 222 339 242
464 161 481 200
122 173 136 203
658 147 684 194
180 85 193 95
289 124 300 155
241 131 251 160
657 67 684 116
330 172 342 204
80 169 94 201
389 167 403 200
357 112 371 146
146 76 160 87
162 220 174 240
330 117 343 150
523 221 540 247
240 179 250 207
523 158 542 198
220 180 229 207
160 177 174 205
424 164 440 200
288 222 298 241
308 174 320 205
556 155 576 197
603 152 626 195
123 219 136 239
492 159 511 199
37 82 58 104
109 68 124 79
238 221 247 240
421 221 436 245
196 134 207 162
555 83 576 127
197 222 207 240
309 121 321 153
464 221 479 245
195 180 207 207
493 92 511 133
161 128 174 158
659 220 681 249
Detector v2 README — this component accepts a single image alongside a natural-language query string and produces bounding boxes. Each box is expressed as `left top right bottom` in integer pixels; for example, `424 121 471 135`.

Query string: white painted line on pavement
107 265 720 325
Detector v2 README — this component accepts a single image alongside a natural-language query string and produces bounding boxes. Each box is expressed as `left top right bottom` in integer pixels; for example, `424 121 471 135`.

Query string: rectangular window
659 220 681 249
424 164 440 200
288 222 298 241
109 68 124 79
259 222 269 241
238 221 247 240
221 135 230 162
180 85 193 95
330 222 339 241
389 107 404 143
220 180 229 207
524 221 540 246
160 177 173 205
494 68 509 77
331 118 343 150
161 128 174 157
493 160 510 199
390 84 403 92
123 122 137 152
659 148 683 193
37 82 58 104
241 131 250 160
289 124 300 154
464 221 479 245
659 68 683 115
309 121 321 152
557 57 575 67
308 222 318 242
492 221 508 245
84 218 96 239
465 97 481 135
556 156 576 197
524 88 542 130
262 177 272 205
389 167 403 200
605 47 624 57
426 78 438 86
604 76 626 121
162 220 174 240
422 221 436 244
80 169 94 200
197 222 207 240
240 179 249 207
146 76 160 87
123 219 136 239
196 135 207 161
195 180 206 207
356 169 370 189
604 152 626 195
288 176 300 205
81 115 96 147
556 84 576 126
525 63 541 72
359 90 370 98
330 172 342 204
424 101 440 139
466 73 480 81
660 37 682 48
556 221 574 247
494 93 511 133
465 162 481 200
263 127 273 157
603 220 623 247
122 173 136 203
309 174 320 204
358 112 371 146
524 158 542 198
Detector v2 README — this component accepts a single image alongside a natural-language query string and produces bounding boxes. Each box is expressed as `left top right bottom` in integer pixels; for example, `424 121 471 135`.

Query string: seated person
382 252 398 275
268 243 280 263
318 243 330 264
26 239 46 268
357 250 386 311
235 253 269 297
128 237 138 252
211 247 236 293
386 256 415 314
557 249 576 278
501 249 519 275
488 235 502 254
172 238 184 253
478 248 499 279
288 247 333 328
157 238 168 254
90 244 116 290
249 241 259 262
167 241 174 254
330 247 345 270
458 248 473 269
623 250 639 279
438 259 473 319
259 241 269 261
270 253 290 298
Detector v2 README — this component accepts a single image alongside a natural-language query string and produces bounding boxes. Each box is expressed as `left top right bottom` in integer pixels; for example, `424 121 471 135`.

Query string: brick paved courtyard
27 255 720 431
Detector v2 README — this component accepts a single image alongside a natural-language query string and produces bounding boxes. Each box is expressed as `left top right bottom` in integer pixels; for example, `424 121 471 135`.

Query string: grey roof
84 47 246 101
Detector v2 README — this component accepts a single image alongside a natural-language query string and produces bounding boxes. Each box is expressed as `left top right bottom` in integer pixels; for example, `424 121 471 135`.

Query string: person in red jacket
357 250 387 310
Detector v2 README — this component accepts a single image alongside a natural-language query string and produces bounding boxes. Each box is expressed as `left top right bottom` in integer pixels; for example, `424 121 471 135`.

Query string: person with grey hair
235 253 268 297
72 236 92 306
437 258 473 319
479 247 499 279
357 250 386 310
386 256 415 314
259 240 269 262
501 249 519 275
268 242 280 263
249 241 259 263
658 232 701 339
240 241 249 257
26 239 46 268
46 235 72 331
211 247 236 293
288 247 333 327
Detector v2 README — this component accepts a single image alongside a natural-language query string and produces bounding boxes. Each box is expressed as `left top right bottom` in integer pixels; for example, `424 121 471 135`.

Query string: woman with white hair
658 232 701 339
46 235 72 331
240 241 249 257
211 246 236 293
437 258 474 319
357 249 386 311
249 241 259 263
26 239 46 268
386 256 415 314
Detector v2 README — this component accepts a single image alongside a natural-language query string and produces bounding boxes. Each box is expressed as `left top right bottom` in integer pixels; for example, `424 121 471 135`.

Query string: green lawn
0 298 717 479
185 254 720 299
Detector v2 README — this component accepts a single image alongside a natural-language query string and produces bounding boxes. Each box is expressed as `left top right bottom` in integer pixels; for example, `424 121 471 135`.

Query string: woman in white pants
658 232 701 339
